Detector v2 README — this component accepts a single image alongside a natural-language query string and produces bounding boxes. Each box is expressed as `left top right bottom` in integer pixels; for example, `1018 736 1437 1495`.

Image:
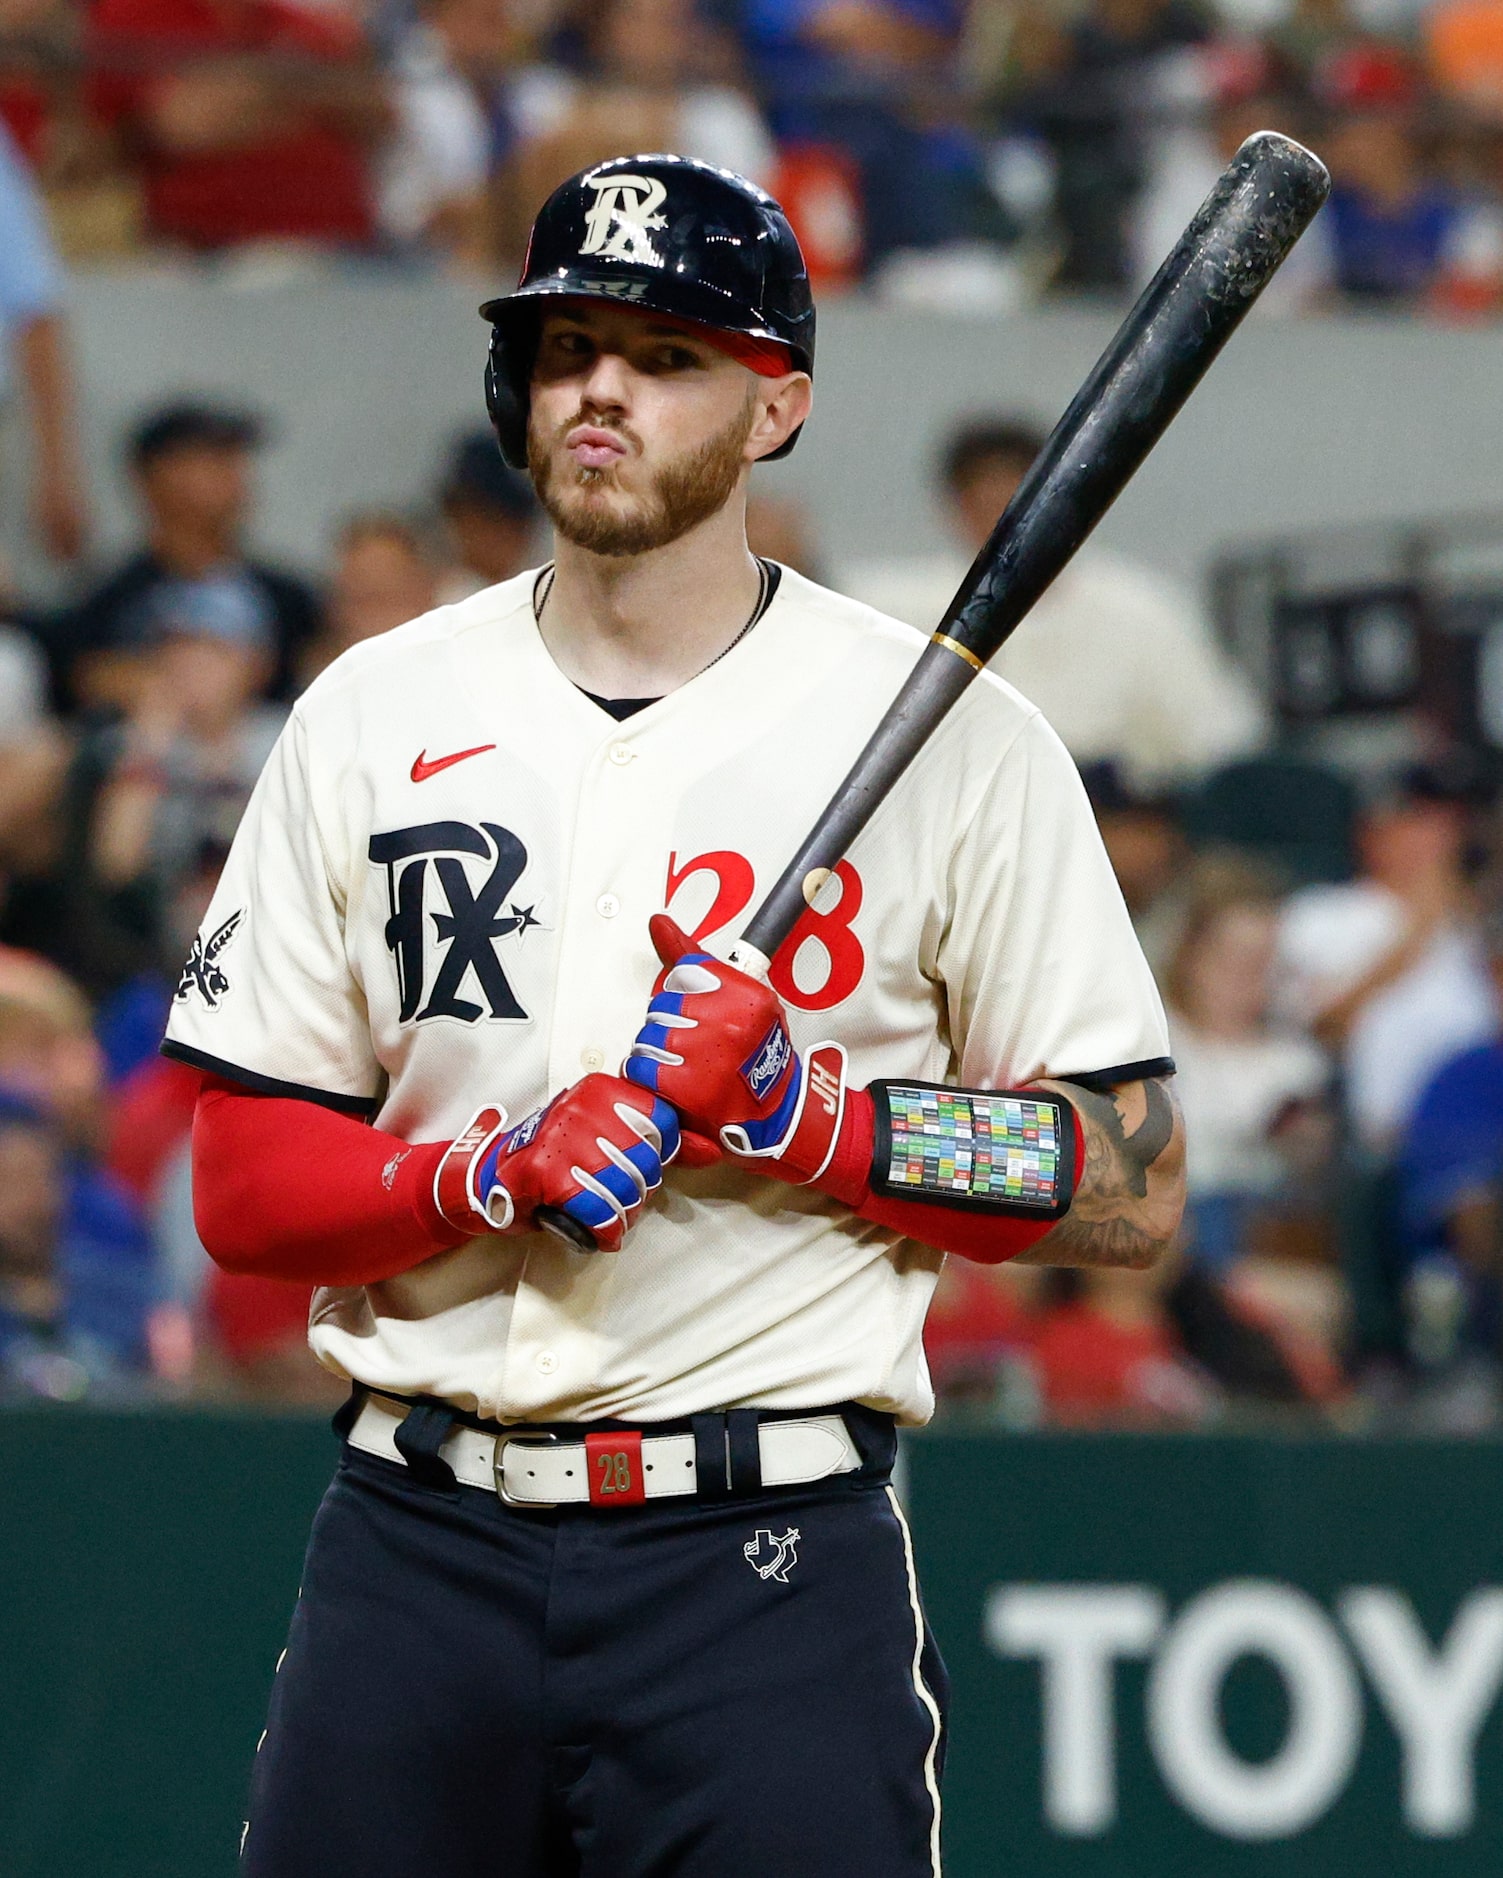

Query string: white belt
349 1394 861 1508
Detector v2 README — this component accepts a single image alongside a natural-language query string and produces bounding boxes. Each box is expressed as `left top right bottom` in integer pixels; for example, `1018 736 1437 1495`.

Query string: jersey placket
499 717 668 1412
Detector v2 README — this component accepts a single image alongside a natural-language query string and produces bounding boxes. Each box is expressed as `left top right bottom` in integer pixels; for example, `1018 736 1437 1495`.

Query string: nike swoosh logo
410 743 497 783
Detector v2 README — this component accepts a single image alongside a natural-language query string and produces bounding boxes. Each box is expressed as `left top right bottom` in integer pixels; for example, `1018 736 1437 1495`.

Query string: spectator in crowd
738 0 998 269
0 955 159 1390
377 0 515 262
1277 758 1497 1155
0 568 70 930
59 571 284 995
500 0 774 256
434 429 537 600
1279 759 1497 1386
923 1257 1038 1413
0 1089 152 1398
94 828 226 1085
1167 857 1332 1272
846 416 1266 788
1025 1264 1212 1427
1397 903 1503 1412
0 943 109 1149
1003 0 1212 292
1323 95 1466 304
301 509 438 681
50 403 319 709
87 0 391 252
0 118 89 565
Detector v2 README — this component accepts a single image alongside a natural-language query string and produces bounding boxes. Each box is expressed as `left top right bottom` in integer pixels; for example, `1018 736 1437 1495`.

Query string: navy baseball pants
240 1401 948 1877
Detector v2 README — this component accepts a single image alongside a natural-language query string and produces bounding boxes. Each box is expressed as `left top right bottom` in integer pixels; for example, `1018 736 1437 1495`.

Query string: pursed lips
565 425 631 471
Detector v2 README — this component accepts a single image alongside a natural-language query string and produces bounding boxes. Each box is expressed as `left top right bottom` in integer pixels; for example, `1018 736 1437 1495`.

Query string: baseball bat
536 131 1327 1251
727 130 1330 975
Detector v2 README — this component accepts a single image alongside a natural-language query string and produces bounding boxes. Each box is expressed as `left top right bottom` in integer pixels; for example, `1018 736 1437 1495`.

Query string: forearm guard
868 1081 1078 1218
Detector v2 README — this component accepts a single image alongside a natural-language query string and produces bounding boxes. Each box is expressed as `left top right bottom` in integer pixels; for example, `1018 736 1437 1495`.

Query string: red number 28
664 851 865 1011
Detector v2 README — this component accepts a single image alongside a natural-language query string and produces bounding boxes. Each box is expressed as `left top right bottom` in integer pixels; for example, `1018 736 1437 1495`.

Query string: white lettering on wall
1340 1587 1503 1837
985 1584 1165 1835
1145 1581 1363 1839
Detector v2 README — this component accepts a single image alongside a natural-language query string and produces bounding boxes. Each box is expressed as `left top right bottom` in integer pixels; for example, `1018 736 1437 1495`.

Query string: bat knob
534 1205 598 1252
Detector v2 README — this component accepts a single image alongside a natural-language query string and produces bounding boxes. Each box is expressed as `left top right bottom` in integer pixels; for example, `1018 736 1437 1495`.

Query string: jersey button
535 1350 559 1376
608 743 635 766
595 893 621 919
580 1046 605 1072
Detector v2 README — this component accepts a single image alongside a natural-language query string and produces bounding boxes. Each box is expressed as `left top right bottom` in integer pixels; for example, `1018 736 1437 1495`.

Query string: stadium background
5 0 1503 1869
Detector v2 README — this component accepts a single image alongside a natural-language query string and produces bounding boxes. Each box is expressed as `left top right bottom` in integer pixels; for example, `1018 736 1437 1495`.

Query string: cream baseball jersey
163 565 1171 1425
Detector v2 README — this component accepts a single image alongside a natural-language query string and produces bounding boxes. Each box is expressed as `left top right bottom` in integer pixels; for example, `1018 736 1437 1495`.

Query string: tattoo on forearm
1017 1076 1184 1268
1073 1079 1175 1200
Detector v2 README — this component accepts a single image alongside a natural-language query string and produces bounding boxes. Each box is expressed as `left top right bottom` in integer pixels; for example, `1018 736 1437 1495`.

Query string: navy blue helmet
480 154 815 468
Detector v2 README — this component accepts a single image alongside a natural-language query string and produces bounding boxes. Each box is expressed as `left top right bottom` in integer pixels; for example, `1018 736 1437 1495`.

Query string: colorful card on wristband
869 1082 1076 1217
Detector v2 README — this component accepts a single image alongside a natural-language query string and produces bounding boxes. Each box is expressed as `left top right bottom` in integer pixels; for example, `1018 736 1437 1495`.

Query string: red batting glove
623 915 853 1187
433 1074 682 1252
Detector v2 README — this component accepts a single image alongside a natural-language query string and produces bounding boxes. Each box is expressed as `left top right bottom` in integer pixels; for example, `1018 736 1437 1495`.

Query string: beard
528 389 756 557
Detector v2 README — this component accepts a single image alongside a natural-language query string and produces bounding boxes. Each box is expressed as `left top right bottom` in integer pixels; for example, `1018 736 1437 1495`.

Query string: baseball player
165 155 1185 1877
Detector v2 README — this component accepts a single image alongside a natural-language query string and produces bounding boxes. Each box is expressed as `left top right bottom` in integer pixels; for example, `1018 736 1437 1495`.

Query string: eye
648 344 705 373
542 329 593 362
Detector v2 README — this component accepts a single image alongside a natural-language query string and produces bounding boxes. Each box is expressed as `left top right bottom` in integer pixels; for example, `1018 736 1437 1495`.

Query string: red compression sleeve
192 1075 469 1285
815 1087 1077 1265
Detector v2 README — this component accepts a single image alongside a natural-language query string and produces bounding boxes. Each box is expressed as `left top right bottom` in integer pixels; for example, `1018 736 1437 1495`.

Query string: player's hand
435 1074 682 1253
625 915 849 1184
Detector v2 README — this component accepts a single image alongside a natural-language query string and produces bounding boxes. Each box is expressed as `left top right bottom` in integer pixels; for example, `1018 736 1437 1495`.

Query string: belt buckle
494 1431 558 1507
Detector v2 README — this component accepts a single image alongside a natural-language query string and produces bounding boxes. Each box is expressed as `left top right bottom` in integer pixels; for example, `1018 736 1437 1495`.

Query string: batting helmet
480 154 815 469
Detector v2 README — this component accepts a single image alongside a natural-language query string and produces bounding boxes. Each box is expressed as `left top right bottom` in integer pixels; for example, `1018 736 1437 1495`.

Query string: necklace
531 558 773 685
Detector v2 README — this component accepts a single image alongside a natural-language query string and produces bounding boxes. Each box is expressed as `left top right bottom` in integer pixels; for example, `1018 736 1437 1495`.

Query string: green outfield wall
3 1411 1501 1877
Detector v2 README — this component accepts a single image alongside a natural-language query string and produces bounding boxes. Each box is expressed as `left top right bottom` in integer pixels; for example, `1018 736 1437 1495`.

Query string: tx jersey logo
744 1527 800 1584
369 821 543 1024
175 908 244 1010
580 173 667 264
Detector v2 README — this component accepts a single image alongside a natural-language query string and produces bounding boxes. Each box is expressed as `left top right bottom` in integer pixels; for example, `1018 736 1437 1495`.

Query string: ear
745 373 813 464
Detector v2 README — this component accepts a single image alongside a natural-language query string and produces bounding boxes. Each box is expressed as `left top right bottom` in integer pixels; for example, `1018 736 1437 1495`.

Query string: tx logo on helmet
580 174 668 266
368 821 543 1025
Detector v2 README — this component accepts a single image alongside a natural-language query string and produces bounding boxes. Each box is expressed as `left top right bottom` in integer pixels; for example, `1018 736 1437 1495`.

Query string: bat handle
534 1204 599 1252
725 939 772 981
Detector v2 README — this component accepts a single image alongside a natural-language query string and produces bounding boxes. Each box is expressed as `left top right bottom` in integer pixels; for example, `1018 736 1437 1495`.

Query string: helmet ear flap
484 325 530 469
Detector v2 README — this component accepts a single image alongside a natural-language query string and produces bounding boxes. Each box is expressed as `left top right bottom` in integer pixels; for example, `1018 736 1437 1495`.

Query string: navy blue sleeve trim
1056 1056 1176 1093
160 1039 380 1120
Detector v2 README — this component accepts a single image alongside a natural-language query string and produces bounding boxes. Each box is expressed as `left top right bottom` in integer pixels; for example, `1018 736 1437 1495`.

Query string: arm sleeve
162 703 384 1114
192 1077 467 1284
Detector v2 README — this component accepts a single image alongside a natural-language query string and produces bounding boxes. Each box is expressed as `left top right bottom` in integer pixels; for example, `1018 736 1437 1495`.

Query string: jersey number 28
664 850 865 1012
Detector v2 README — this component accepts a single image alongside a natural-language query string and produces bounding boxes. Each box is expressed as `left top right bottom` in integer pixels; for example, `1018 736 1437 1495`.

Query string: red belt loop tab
585 1430 647 1506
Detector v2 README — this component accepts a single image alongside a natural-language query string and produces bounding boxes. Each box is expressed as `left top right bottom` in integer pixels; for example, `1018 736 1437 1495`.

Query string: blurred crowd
0 397 538 1407
5 391 1503 1434
1 0 1503 311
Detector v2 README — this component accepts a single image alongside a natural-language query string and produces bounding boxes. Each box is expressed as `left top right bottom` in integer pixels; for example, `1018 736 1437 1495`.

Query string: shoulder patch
175 908 245 1010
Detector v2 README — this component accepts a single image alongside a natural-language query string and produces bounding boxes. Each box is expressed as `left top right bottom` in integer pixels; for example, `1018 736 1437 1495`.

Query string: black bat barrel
736 131 1330 966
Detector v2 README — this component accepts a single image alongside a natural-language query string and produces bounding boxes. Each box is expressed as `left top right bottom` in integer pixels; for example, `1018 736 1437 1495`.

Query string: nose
576 347 634 414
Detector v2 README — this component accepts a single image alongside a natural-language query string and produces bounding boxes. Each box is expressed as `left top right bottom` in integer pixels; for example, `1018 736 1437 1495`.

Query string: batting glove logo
741 1020 793 1104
